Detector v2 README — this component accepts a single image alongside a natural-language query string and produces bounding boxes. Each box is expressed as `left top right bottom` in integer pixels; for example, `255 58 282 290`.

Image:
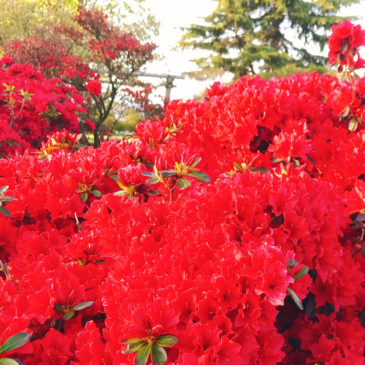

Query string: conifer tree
181 0 359 78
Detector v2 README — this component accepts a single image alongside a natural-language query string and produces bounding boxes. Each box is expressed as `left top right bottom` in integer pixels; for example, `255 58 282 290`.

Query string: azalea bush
0 57 84 157
3 6 160 147
0 20 364 365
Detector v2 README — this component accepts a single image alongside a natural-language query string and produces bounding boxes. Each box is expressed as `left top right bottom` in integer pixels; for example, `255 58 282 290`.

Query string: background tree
180 0 359 79
0 0 158 46
1 3 161 146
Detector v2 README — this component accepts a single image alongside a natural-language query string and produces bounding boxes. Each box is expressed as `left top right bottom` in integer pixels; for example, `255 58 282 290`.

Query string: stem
169 187 175 202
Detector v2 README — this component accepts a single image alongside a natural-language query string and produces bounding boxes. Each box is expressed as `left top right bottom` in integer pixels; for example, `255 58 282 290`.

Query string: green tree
0 0 158 45
181 0 359 79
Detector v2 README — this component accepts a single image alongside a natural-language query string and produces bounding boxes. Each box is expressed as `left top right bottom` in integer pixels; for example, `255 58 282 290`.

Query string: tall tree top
181 0 359 78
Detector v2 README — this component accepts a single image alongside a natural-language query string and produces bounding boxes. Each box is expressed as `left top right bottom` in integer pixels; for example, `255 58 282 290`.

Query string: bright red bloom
86 80 102 96
328 20 365 68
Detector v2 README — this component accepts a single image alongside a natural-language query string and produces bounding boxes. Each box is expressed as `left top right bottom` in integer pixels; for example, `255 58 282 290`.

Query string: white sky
139 0 365 101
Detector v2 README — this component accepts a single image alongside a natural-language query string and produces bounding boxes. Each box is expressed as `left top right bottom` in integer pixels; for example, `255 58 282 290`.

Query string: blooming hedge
0 57 84 157
0 20 364 365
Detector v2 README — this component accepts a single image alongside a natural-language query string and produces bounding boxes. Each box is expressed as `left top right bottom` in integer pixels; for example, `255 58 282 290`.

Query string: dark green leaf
156 335 178 347
146 178 160 184
0 359 21 365
110 174 119 181
63 310 76 320
122 341 145 354
151 344 167 365
348 118 358 132
148 190 161 196
0 206 11 217
190 157 201 169
0 333 31 354
80 192 88 202
135 343 151 365
72 301 94 311
53 304 63 312
0 186 9 195
293 266 309 280
160 170 177 178
287 287 304 311
306 154 315 164
141 171 156 177
187 170 211 182
91 190 102 197
250 167 269 174
177 178 191 190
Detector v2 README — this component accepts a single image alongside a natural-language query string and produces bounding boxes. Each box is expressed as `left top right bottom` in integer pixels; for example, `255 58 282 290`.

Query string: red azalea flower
84 119 96 130
86 79 102 96
328 20 365 68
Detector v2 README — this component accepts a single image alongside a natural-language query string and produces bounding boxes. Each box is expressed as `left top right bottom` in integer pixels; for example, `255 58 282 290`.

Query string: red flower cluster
0 58 84 157
0 23 365 365
328 19 365 70
86 80 102 96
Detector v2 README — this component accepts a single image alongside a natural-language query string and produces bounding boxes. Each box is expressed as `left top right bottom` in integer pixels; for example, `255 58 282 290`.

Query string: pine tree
181 0 359 78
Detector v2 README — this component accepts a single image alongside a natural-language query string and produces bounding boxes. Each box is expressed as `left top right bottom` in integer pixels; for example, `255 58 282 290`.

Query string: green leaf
63 310 76 320
287 259 298 270
160 170 177 178
151 344 167 365
80 192 88 202
306 154 315 165
114 190 127 196
0 359 21 365
348 118 358 132
135 343 151 365
250 167 269 174
293 266 309 280
190 157 201 169
187 170 211 182
0 206 11 217
271 157 283 163
53 304 63 312
0 186 9 195
156 335 178 347
72 301 94 311
287 287 304 311
146 177 160 184
177 178 191 190
141 171 156 177
122 341 145 354
148 190 161 196
361 246 365 258
121 338 144 345
0 333 31 354
1 196 17 203
91 190 102 197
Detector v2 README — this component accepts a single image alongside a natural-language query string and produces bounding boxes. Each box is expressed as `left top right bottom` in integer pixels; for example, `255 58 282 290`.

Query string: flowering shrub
2 6 159 147
0 57 85 157
0 20 364 365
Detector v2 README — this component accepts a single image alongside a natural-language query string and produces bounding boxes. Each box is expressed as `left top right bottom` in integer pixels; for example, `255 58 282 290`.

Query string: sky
137 0 365 101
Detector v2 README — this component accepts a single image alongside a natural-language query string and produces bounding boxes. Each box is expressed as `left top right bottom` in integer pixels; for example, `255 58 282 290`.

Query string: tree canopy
181 0 359 78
